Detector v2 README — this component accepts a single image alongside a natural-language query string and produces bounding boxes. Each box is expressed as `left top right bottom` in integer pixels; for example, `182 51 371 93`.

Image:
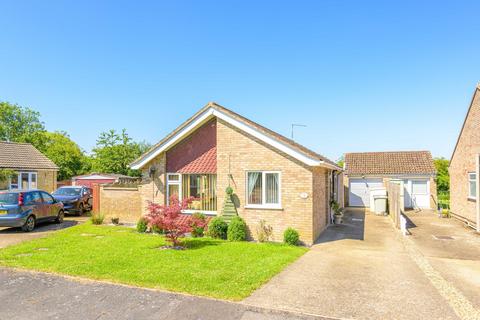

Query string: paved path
244 209 463 320
0 268 329 320
0 216 87 249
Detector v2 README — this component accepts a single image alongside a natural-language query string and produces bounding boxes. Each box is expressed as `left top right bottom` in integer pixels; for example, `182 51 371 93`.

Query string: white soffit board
131 107 323 169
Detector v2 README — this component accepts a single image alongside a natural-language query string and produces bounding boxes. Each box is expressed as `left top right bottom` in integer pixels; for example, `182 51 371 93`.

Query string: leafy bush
283 228 299 246
207 217 228 239
90 212 105 225
190 212 207 237
145 196 194 246
227 216 247 241
136 217 148 233
256 219 273 242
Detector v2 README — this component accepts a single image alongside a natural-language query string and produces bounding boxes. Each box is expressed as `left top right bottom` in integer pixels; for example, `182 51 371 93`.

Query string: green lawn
0 223 307 300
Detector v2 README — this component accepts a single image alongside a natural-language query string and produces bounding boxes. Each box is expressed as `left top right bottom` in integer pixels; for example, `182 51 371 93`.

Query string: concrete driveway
244 209 465 320
404 210 480 311
0 216 87 249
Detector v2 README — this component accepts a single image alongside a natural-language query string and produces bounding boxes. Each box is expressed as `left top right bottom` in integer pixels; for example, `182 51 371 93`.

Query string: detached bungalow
344 151 437 209
449 84 480 231
130 102 343 245
0 141 58 192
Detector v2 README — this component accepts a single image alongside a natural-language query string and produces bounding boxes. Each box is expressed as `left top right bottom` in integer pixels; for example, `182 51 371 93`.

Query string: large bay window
166 173 217 212
246 171 281 209
468 172 476 199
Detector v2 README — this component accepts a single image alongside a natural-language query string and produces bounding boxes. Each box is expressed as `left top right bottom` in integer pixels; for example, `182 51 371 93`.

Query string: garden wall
98 185 143 223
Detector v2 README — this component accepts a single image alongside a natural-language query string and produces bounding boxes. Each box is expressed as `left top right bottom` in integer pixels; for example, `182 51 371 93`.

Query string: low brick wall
99 186 143 223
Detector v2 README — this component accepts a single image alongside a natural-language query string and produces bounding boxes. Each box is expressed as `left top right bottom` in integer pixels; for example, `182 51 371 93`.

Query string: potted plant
331 200 343 224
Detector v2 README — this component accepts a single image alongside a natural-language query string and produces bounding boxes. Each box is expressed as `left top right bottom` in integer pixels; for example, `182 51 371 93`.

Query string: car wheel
77 203 84 216
55 210 64 224
21 216 36 232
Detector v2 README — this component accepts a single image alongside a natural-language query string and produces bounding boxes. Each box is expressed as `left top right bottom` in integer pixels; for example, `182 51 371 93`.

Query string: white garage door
404 179 430 209
349 178 383 207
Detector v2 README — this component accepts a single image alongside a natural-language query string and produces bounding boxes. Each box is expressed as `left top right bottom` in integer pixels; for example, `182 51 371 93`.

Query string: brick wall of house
312 167 329 241
99 186 142 223
139 153 167 215
449 87 480 224
37 170 57 193
216 118 321 245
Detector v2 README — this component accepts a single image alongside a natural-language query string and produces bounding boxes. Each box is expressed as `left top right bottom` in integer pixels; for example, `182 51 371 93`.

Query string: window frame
245 171 282 209
9 172 37 190
166 173 182 205
468 172 477 200
166 173 217 214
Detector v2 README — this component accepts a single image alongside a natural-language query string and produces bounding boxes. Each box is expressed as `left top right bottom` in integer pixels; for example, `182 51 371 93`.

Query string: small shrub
190 212 207 237
227 216 247 241
207 217 228 239
90 212 104 225
136 217 148 233
225 186 234 195
283 227 299 246
111 217 120 225
256 219 273 242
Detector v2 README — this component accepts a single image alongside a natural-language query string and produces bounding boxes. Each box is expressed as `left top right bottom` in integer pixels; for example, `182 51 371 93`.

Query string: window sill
467 197 477 202
244 205 283 211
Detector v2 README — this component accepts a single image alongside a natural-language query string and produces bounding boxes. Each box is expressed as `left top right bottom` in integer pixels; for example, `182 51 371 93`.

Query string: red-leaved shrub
145 196 194 247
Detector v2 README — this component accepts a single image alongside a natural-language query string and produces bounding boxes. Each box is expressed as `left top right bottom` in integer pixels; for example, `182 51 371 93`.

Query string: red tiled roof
345 151 436 176
177 147 216 174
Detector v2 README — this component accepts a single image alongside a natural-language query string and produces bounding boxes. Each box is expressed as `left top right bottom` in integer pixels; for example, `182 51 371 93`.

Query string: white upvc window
245 171 281 209
468 172 476 199
9 172 37 190
166 173 182 204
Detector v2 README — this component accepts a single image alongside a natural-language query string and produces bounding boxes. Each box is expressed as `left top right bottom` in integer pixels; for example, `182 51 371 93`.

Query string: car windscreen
0 193 19 205
53 188 82 196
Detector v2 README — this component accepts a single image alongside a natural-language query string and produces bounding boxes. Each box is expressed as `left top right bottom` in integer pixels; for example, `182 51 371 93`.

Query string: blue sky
1 1 479 161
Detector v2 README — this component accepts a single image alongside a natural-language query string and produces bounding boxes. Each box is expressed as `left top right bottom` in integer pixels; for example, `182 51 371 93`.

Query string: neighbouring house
72 173 139 188
449 84 480 231
129 102 343 245
0 141 58 192
344 151 437 209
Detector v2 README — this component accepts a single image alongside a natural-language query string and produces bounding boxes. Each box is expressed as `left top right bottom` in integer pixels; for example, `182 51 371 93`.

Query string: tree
336 155 344 168
434 157 450 194
145 196 194 247
0 169 15 183
37 131 91 181
91 129 150 177
0 101 45 143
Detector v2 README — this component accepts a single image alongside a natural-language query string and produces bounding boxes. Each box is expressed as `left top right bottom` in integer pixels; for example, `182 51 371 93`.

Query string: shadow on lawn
184 238 221 250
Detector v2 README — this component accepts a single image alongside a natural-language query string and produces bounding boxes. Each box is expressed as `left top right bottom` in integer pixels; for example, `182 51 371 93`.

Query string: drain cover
433 235 454 240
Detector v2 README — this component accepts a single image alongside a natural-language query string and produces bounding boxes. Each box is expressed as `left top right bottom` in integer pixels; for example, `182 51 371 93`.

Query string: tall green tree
1 101 90 181
434 157 450 194
37 131 91 181
0 101 45 143
91 129 150 177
